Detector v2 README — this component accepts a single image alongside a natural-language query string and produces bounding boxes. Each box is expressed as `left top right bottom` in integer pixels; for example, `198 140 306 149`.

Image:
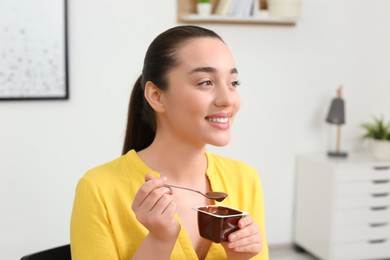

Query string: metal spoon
164 184 228 202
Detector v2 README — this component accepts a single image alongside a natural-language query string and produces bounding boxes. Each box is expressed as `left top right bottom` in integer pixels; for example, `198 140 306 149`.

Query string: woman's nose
214 85 236 107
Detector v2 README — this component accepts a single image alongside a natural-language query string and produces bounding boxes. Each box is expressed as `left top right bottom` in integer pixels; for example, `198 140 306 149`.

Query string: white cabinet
293 154 390 260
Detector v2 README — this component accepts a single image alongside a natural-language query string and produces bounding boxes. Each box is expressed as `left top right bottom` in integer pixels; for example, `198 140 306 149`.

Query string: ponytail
122 75 156 155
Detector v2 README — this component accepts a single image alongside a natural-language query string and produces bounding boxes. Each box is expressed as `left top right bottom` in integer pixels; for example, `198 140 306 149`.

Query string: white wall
1 0 390 259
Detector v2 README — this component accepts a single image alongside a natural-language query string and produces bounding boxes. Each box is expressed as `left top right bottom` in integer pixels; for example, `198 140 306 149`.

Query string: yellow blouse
70 150 268 259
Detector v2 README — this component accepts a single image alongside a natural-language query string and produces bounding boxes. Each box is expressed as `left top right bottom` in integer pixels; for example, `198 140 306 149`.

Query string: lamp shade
326 97 345 125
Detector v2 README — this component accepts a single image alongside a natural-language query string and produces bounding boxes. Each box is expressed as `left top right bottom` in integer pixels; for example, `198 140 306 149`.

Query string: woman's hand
222 215 263 260
132 173 180 242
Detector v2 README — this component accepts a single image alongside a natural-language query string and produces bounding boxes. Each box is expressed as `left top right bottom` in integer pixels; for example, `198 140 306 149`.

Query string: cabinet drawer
333 239 390 260
335 165 390 182
335 181 390 196
334 224 390 242
334 208 390 227
335 195 390 209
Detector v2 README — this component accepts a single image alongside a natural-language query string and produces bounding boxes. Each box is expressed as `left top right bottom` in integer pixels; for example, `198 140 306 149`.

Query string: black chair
20 244 71 260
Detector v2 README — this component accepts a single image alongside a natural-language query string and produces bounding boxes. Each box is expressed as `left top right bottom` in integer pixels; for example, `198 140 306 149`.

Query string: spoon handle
164 184 207 198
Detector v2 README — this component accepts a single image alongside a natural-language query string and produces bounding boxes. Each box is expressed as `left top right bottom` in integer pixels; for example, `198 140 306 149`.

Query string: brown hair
122 25 223 155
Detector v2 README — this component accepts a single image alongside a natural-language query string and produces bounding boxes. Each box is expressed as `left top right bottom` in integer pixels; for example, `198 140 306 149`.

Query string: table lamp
326 85 347 157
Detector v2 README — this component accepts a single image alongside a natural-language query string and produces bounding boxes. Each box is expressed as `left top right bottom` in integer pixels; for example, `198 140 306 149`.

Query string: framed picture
0 0 68 100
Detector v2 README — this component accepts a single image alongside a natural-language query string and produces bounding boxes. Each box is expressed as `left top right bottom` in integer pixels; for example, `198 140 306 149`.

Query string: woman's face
158 37 241 148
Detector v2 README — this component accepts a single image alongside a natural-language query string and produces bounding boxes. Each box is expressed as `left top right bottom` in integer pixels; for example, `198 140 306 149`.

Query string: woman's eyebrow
189 66 216 74
189 67 238 74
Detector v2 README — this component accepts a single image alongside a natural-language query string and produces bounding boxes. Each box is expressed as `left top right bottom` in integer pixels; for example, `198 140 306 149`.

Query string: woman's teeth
207 117 228 123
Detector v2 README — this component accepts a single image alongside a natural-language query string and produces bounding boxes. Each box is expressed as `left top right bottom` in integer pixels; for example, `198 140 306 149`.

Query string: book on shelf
214 0 232 16
215 0 255 17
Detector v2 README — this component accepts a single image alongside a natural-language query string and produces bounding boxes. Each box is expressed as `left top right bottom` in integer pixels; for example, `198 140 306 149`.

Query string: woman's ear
144 81 165 112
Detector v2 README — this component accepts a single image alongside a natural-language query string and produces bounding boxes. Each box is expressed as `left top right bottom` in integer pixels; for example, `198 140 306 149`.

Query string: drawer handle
371 206 388 211
372 179 390 184
370 222 388 227
368 239 387 244
371 193 389 197
373 166 390 170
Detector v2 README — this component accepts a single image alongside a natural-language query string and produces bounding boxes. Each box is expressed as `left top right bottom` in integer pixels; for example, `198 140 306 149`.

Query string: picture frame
0 0 69 100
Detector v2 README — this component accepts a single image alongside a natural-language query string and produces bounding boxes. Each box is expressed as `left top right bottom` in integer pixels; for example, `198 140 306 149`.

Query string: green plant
198 0 210 3
361 116 390 141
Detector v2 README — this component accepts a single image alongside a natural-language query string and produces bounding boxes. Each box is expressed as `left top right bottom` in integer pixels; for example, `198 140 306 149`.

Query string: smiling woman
70 25 268 260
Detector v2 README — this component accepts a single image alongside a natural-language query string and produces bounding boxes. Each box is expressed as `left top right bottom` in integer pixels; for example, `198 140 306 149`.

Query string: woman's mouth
206 117 229 124
205 115 231 130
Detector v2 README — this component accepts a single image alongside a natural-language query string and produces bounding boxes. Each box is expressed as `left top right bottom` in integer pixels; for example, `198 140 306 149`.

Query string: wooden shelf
180 13 296 26
177 0 297 26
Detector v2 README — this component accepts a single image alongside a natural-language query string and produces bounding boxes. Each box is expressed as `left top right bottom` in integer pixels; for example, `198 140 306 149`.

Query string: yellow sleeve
70 178 120 260
251 168 269 260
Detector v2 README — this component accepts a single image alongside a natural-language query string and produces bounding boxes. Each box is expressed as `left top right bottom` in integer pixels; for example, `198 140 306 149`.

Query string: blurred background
1 0 389 259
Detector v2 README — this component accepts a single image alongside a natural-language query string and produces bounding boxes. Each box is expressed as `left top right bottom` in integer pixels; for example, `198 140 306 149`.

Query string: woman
71 25 268 260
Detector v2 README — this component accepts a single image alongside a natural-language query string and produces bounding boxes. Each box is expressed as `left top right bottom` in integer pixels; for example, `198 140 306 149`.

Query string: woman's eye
231 80 241 88
198 80 213 87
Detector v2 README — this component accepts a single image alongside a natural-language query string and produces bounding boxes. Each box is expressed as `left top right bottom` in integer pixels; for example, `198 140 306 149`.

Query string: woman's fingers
226 215 262 253
150 193 173 215
162 199 177 217
139 186 171 212
132 173 175 222
144 173 155 181
131 173 180 240
132 175 167 209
